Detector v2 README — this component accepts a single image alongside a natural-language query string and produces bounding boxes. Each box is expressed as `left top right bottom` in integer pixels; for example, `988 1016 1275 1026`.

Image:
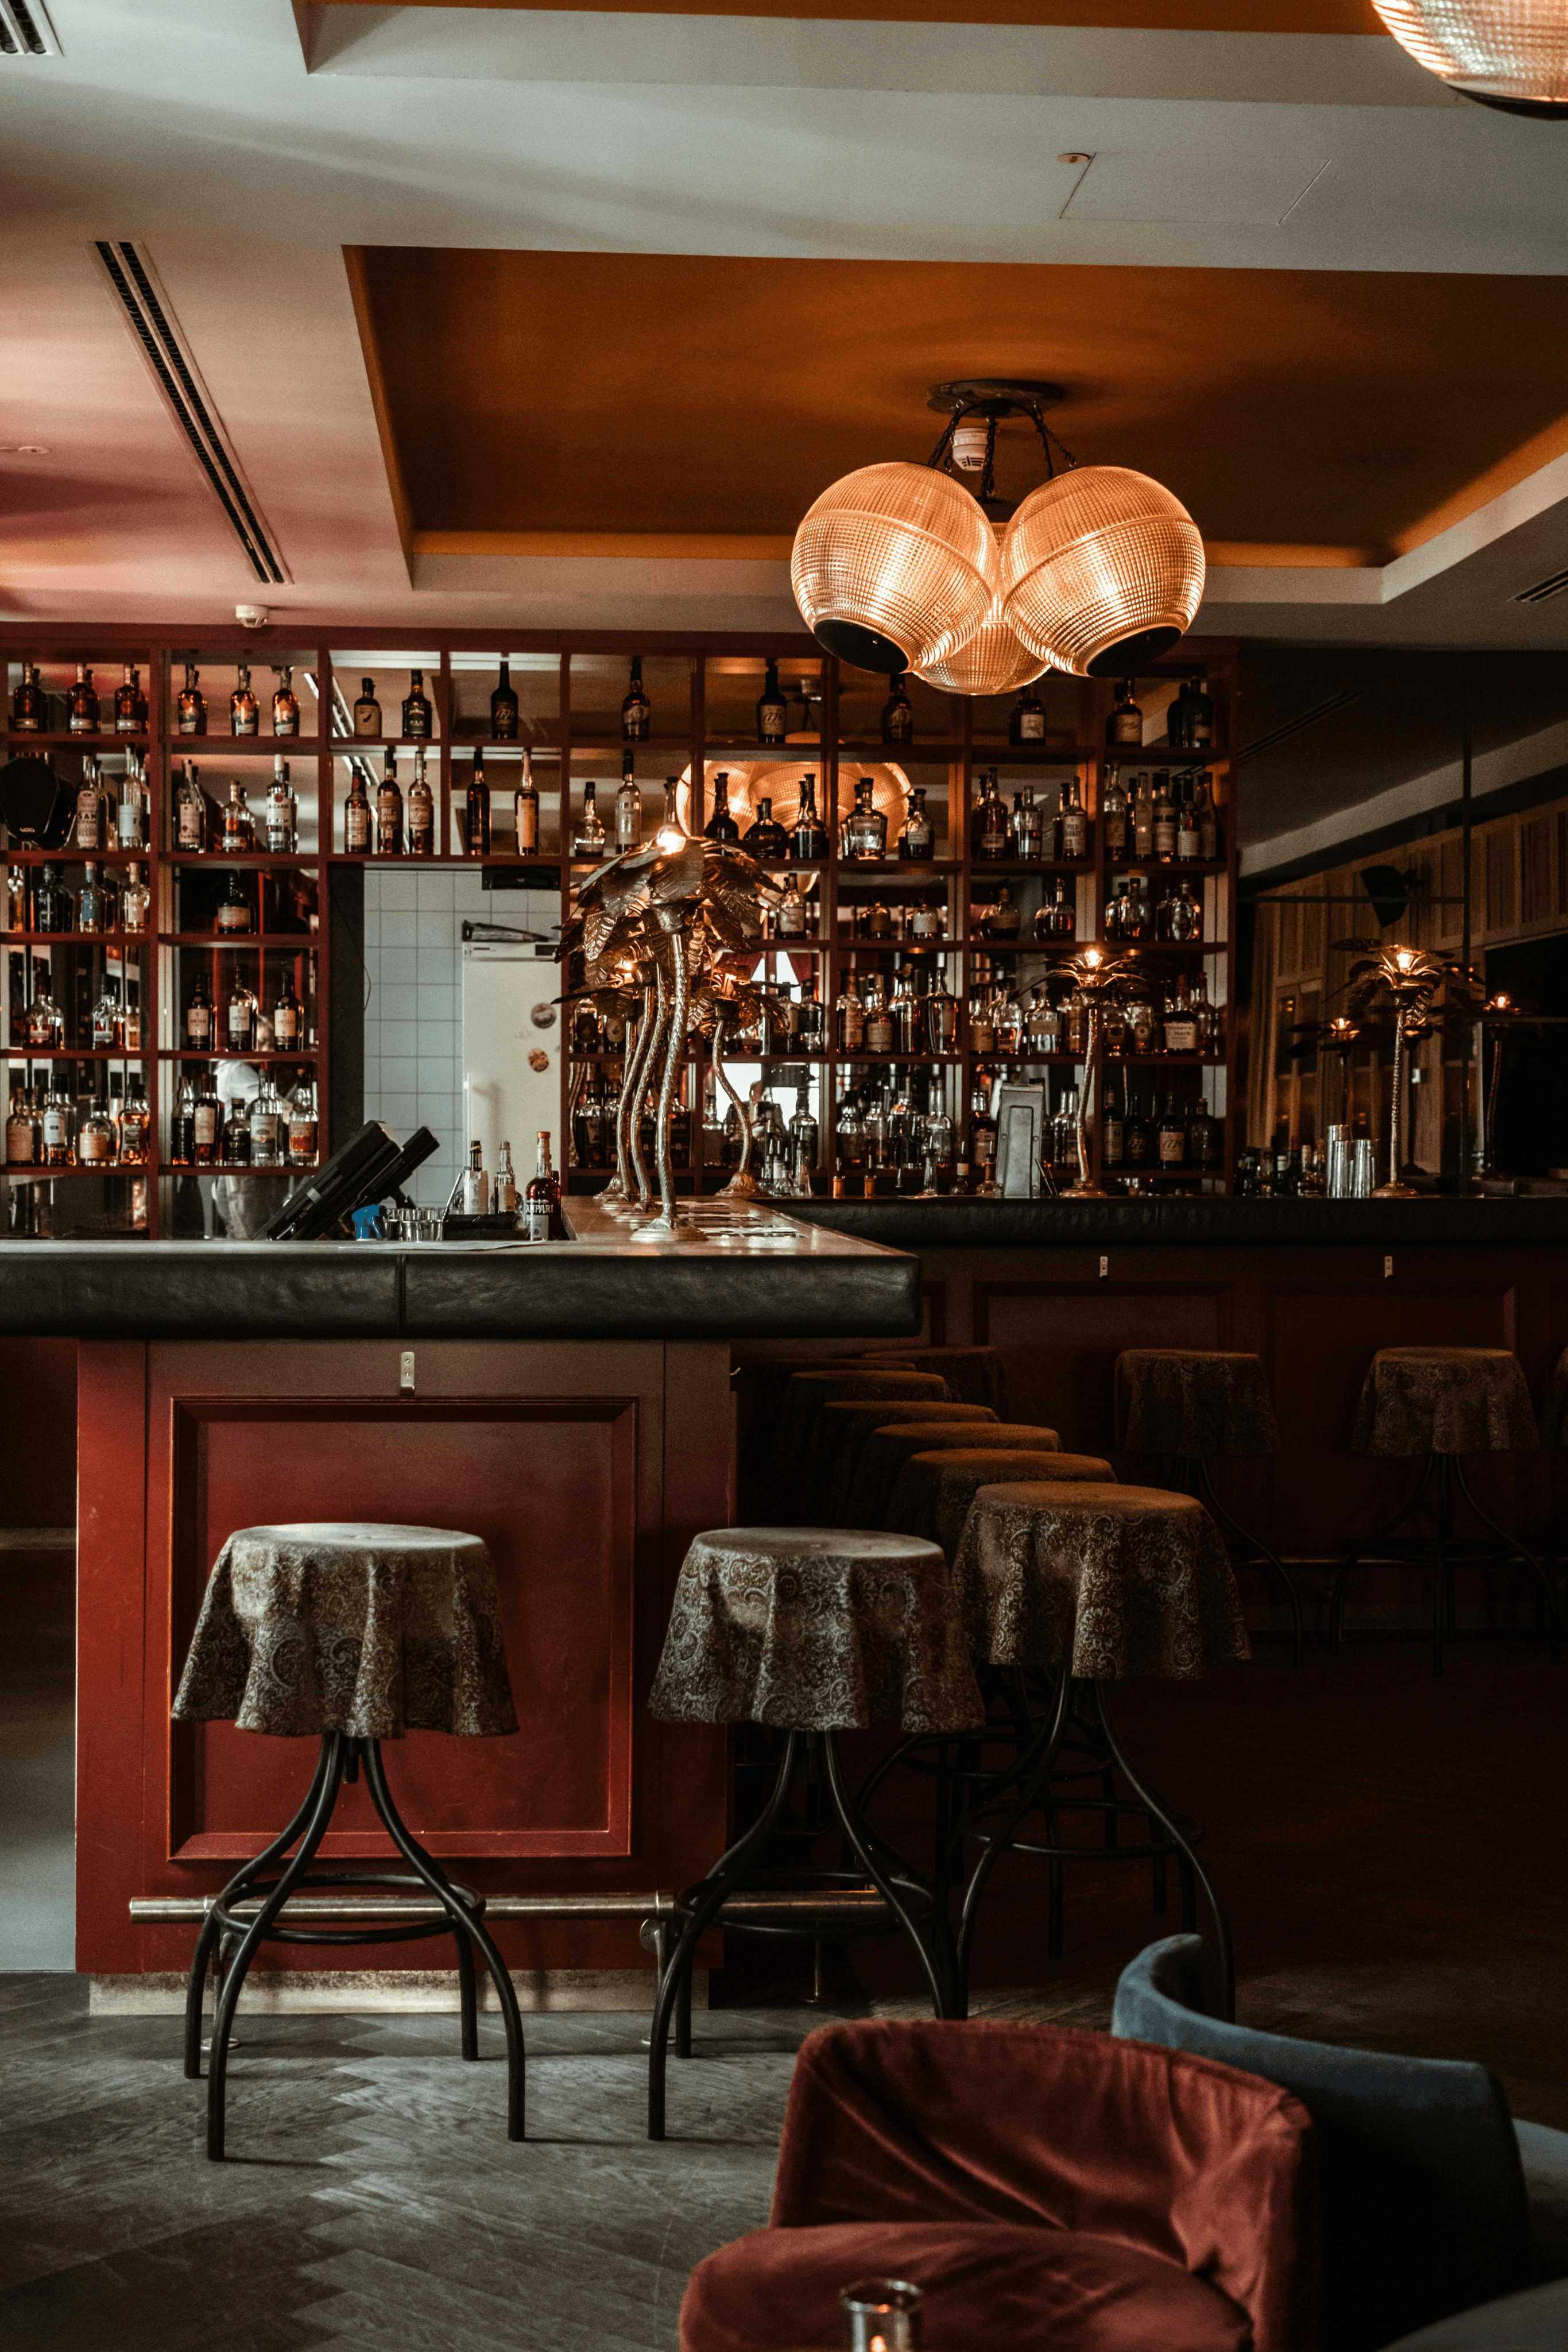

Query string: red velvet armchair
682 2020 1320 2352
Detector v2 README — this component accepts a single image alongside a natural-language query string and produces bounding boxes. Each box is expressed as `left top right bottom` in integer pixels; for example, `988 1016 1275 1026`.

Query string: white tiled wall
361 868 558 1210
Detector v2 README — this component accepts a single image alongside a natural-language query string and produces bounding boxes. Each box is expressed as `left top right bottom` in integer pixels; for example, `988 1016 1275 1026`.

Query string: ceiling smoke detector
236 604 270 629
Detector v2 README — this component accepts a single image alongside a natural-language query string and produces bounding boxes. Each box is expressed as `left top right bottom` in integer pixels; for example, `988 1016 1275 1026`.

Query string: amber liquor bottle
376 752 404 856
703 772 740 844
343 768 372 856
11 664 45 732
524 1130 560 1241
514 747 539 854
402 670 433 740
408 751 435 856
621 656 651 743
272 666 300 738
231 663 259 737
756 659 787 746
881 672 914 745
115 664 147 735
491 659 519 742
68 664 100 735
177 662 207 737
465 749 491 856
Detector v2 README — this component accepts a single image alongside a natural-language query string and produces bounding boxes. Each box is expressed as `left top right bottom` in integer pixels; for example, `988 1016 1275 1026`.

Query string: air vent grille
93 239 285 586
1512 567 1568 606
0 1 59 55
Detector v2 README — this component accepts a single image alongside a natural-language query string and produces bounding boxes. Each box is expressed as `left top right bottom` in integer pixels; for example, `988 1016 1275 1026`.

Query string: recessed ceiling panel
327 1 1384 24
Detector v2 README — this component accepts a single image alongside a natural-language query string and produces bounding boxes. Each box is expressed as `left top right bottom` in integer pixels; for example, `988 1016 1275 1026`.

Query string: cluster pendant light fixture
1370 0 1568 117
790 379 1206 688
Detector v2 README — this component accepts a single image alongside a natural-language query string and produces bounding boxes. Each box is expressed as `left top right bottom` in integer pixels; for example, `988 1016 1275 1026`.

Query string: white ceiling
2 0 1567 644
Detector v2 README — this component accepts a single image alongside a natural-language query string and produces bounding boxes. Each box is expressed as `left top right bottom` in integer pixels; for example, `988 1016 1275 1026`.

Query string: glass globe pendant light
913 516 1054 697
1370 1 1568 117
1001 465 1206 680
789 461 998 676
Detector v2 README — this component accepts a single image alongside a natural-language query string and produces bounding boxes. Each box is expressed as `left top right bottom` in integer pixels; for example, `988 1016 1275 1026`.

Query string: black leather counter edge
786 1195 1568 1248
0 1239 923 1342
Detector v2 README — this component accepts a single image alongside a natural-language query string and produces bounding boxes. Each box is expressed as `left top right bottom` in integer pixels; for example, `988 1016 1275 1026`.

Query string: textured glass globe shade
791 461 998 676
1001 465 1206 680
1371 1 1568 117
913 525 1054 695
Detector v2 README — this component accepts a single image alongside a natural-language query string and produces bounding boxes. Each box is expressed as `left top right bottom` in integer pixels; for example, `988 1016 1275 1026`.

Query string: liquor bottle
1038 879 1075 942
78 862 111 935
514 747 539 856
119 989 143 1052
178 661 207 737
1170 672 1213 750
863 980 895 1054
74 758 104 850
272 973 302 1050
402 669 433 740
5 1084 37 1167
835 976 865 1053
843 776 888 861
376 753 404 855
91 981 118 1048
11 663 45 731
1188 1100 1219 1174
1012 786 1042 861
249 1080 282 1168
459 1138 489 1217
353 676 382 739
1123 1095 1151 1170
216 870 253 933
185 974 214 1048
116 753 148 848
270 666 300 738
490 659 519 742
343 767 373 856
1106 678 1143 746
41 1085 76 1168
115 663 147 735
221 1096 253 1167
897 786 935 864
572 781 606 862
615 750 643 853
494 1139 518 1216
704 771 741 844
408 749 435 856
121 862 150 935
68 663 100 735
621 656 651 743
757 658 787 746
1102 1088 1124 1170
114 1078 149 1166
1152 771 1177 861
1132 775 1155 861
1163 977 1200 1053
1166 877 1202 943
221 779 254 854
1100 765 1128 865
974 771 1011 861
1008 680 1046 745
230 662 259 737
797 973 824 1051
524 1131 559 1240
1170 775 1198 862
287 1078 318 1165
34 864 73 933
781 773 822 862
5 865 25 933
167 1077 196 1168
775 875 807 939
24 982 64 1049
1157 1092 1186 1170
1060 775 1089 861
881 672 915 745
175 761 206 852
1195 772 1219 862
742 797 788 859
226 978 256 1053
265 757 297 853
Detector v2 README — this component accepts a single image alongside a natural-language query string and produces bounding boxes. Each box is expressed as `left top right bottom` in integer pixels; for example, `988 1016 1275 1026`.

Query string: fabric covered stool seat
680 2018 1317 2352
846 1419 1061 1531
853 1343 1009 1416
172 1522 525 2157
883 1446 1113 1558
811 1396 998 1525
645 1527 983 2138
1116 1348 1301 1667
777 1367 951 1483
948 1481 1248 2013
1337 1348 1556 1675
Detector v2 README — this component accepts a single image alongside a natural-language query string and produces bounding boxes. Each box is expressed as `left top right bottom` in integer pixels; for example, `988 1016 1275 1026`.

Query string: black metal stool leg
822 1736 954 2021
1332 1452 1435 1651
1452 1456 1562 1665
1196 1458 1305 1669
207 1734 350 2160
455 1918 479 2061
954 1672 1073 2015
1090 1684 1234 2019
359 1741 525 2142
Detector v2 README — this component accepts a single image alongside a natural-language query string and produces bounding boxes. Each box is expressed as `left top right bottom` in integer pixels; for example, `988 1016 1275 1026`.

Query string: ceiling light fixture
791 378 1205 688
1370 1 1568 117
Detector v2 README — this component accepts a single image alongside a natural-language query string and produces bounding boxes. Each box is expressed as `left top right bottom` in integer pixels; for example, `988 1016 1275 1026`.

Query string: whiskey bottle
843 776 888 861
462 1139 490 1216
272 974 302 1050
1038 879 1074 941
68 663 100 735
1175 775 1199 862
1102 767 1128 864
1106 678 1143 747
121 862 150 935
265 756 297 853
272 666 300 738
169 1077 196 1167
177 661 207 737
353 676 383 739
464 749 490 856
1102 1089 1124 1170
115 663 147 735
1132 775 1155 861
514 748 539 855
1123 1096 1151 1170
775 876 807 939
1008 681 1046 745
231 662 260 737
11 664 45 731
1157 1092 1186 1170
1194 772 1219 862
897 786 935 864
226 979 256 1054
863 980 895 1054
1152 772 1177 861
1162 977 1200 1052
185 973 214 1047
703 771 741 844
881 672 914 745
5 865 25 933
742 797 788 860
621 656 651 743
408 749 435 856
221 779 255 854
117 753 148 848
1166 878 1202 943
615 750 643 853
1012 786 1042 862
286 1078 318 1165
41 1086 76 1167
176 761 208 851
797 972 824 1051
494 1139 518 1216
119 989 143 1052
402 669 433 740
78 862 111 935
91 982 118 1048
24 983 64 1049
5 1085 38 1167
216 869 253 933
490 659 519 742
524 1130 559 1240
376 753 404 855
835 976 865 1053
756 658 787 746
572 781 606 862
343 768 373 856
118 1079 150 1166
222 1096 253 1167
249 1080 282 1167
33 864 73 933
1189 1099 1220 1174
1060 775 1089 861
974 771 1011 861
74 759 105 850
1170 672 1213 749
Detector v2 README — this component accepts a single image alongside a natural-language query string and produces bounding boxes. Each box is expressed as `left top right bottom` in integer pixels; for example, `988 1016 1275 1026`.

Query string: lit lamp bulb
1394 947 1417 974
1493 991 1511 1009
1083 946 1103 972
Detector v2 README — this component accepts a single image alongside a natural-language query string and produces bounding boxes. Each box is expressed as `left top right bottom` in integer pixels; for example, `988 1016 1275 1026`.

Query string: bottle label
179 804 203 848
6 1119 34 1162
188 1008 210 1041
1160 1128 1184 1165
1113 715 1143 744
80 1128 111 1163
1164 1018 1199 1052
250 1113 276 1152
195 1105 218 1144
346 803 370 850
275 1007 297 1042
76 799 100 848
234 711 258 737
123 1011 142 1049
288 1119 317 1159
1104 1118 1123 1163
216 907 251 932
1020 711 1046 740
516 797 539 853
1155 819 1177 857
118 800 138 845
866 1016 894 1051
354 710 380 737
43 1110 68 1146
229 1005 249 1042
1062 816 1087 858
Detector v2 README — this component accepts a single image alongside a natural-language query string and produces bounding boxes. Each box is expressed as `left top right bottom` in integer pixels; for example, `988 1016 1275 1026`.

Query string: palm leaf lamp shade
913 525 1054 695
1001 465 1206 680
789 461 999 676
1371 1 1568 116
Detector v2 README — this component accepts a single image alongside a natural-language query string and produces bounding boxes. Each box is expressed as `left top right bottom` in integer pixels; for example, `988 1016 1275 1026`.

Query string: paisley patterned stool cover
173 1522 518 1739
882 1447 1112 1560
847 1422 1062 1534
853 1343 1009 1416
812 1397 999 1526
1115 1349 1280 1458
777 1367 951 1481
1352 1348 1539 1457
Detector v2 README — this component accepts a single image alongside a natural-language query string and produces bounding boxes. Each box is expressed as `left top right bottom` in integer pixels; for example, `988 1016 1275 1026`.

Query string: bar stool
811 1396 1000 1525
853 1343 1010 1415
172 1521 526 2158
949 1480 1249 2017
1334 1347 1559 1676
777 1367 952 1484
847 1421 1063 1532
644 1526 984 2140
1115 1348 1304 1668
883 1446 1114 1558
